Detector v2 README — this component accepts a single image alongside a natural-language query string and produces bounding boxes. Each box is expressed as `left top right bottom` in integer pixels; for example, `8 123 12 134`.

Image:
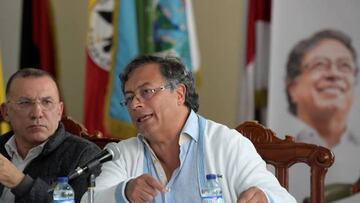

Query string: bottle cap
57 176 69 183
206 174 217 180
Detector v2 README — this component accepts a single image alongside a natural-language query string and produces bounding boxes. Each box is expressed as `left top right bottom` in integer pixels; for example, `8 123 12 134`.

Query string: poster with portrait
267 0 360 202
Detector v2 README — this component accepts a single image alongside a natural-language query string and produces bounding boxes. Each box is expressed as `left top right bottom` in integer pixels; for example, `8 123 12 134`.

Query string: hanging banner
268 0 360 202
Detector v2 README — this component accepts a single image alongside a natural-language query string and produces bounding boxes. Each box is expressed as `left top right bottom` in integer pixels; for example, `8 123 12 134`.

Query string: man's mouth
137 114 153 123
318 85 345 94
27 124 47 129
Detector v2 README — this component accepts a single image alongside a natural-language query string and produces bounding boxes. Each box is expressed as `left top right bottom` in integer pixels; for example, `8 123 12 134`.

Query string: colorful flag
238 0 271 124
83 0 200 138
0 49 10 134
19 0 57 77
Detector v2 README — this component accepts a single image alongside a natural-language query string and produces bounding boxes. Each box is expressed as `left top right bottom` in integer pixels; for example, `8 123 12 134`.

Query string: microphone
68 142 120 180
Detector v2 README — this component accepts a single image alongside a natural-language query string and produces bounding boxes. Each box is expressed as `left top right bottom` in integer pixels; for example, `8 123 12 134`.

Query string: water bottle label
202 195 223 203
53 199 75 203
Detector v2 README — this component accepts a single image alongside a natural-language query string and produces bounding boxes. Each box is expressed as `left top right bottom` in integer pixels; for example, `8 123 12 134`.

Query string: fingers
144 175 167 193
237 186 268 203
0 154 25 188
125 174 166 203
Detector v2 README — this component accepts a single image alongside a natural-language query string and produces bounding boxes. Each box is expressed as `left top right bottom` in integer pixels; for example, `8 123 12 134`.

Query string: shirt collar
294 117 359 147
5 135 47 160
180 110 199 142
5 136 17 157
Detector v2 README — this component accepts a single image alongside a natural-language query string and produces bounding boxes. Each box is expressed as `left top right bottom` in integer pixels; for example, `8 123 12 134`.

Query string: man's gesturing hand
0 154 25 188
237 186 268 203
125 174 167 203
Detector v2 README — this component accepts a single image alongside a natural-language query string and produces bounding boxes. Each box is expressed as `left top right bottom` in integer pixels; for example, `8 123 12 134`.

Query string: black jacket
0 122 102 203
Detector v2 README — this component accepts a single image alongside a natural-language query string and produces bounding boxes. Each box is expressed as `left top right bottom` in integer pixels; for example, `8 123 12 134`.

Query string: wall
193 1 245 127
51 0 88 122
0 0 22 81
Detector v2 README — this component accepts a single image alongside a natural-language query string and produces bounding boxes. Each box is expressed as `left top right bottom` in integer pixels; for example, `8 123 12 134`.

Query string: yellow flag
0 50 10 134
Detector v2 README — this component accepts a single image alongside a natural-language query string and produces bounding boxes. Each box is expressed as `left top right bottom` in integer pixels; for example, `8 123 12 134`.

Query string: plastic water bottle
201 174 224 203
53 176 75 203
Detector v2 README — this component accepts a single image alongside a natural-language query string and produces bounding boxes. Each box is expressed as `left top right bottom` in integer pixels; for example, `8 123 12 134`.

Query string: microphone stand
87 173 96 203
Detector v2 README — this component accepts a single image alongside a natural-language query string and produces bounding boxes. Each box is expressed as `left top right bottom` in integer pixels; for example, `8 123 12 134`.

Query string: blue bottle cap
57 176 69 183
206 174 217 180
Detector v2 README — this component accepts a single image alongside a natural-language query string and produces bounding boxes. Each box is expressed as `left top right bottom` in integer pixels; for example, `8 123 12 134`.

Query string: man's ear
0 103 10 122
176 84 186 105
57 101 64 118
287 80 298 103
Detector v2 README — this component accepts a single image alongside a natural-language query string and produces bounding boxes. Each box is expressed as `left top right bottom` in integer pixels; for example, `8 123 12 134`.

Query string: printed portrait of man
284 29 360 202
285 29 359 149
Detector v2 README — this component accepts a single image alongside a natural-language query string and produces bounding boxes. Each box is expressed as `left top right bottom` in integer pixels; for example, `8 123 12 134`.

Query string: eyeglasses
302 57 356 75
7 97 58 111
120 85 171 107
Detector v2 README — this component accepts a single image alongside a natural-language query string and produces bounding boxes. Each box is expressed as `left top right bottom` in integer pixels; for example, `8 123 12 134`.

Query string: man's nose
329 63 340 73
30 102 44 118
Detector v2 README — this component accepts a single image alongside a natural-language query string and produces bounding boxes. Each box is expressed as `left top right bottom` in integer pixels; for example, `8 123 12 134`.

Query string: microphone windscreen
104 142 121 161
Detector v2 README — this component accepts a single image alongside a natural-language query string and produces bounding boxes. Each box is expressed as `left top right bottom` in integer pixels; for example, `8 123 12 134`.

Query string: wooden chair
235 120 334 203
61 116 121 148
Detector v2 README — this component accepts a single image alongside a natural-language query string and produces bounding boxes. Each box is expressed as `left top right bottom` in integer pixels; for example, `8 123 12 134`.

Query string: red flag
83 0 113 136
19 0 56 77
83 54 110 135
239 0 271 124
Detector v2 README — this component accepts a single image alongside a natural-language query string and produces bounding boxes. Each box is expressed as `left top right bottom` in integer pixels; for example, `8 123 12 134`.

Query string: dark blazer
0 122 101 203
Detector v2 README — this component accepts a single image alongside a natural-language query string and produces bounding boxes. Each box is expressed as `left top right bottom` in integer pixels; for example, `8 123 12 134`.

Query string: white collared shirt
290 118 360 203
295 119 360 148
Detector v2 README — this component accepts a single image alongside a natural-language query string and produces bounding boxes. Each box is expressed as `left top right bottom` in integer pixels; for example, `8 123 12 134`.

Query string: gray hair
6 68 59 98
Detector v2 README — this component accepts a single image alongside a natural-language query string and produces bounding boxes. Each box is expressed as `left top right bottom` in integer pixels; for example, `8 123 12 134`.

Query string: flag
83 0 114 136
83 0 200 138
19 0 57 77
238 0 271 124
0 49 10 134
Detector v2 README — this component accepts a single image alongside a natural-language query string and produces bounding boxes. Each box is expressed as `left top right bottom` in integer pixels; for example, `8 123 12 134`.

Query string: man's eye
42 100 53 106
314 61 326 68
339 62 352 68
19 101 32 105
125 96 134 102
140 89 155 98
142 89 151 93
142 89 155 94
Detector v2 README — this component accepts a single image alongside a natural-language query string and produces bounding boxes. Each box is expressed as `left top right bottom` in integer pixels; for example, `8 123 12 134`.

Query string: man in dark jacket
0 68 101 203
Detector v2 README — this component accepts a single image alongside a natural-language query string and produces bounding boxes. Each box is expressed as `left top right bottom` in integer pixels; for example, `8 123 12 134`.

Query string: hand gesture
125 174 166 203
237 186 268 203
0 154 25 188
